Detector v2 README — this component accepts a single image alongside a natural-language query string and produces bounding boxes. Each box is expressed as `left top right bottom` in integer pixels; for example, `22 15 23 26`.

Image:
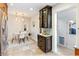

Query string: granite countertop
39 33 52 37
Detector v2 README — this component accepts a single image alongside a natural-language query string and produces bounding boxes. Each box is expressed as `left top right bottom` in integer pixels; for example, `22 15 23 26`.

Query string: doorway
0 9 3 55
0 9 8 56
57 7 76 55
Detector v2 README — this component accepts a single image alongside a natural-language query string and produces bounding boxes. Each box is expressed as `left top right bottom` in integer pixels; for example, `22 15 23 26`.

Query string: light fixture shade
30 8 33 11
69 20 74 24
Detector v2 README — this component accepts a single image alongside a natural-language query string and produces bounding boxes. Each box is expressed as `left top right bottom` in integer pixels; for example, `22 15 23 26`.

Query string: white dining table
12 31 28 43
19 31 28 43
19 31 26 38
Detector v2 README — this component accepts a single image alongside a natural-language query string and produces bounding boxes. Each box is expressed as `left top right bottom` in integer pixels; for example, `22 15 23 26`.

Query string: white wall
52 3 77 52
56 4 79 50
57 18 76 50
57 19 67 47
75 5 79 48
30 14 40 42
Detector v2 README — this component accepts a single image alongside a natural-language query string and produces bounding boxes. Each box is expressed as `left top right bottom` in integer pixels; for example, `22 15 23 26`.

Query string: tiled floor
57 46 74 56
4 39 74 56
5 39 58 56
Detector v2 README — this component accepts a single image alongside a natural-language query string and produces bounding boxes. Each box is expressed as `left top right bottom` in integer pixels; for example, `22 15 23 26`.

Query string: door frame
0 9 3 56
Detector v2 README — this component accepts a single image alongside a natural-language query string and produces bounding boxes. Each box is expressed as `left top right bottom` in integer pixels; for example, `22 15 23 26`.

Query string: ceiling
8 3 56 17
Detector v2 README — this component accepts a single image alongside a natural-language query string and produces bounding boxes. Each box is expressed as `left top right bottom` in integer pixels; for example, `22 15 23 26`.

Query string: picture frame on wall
69 21 76 35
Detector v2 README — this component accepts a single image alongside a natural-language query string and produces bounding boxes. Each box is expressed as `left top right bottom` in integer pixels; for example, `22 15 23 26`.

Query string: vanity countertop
39 33 52 37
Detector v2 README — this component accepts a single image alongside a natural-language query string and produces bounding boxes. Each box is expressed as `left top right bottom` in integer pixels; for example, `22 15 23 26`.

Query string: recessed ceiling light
10 3 14 6
30 8 33 11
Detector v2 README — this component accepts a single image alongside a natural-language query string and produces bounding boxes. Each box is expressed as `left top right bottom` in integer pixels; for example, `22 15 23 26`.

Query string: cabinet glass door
43 9 48 28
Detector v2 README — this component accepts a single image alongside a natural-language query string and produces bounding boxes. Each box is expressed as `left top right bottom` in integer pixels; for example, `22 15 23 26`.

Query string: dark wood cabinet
39 6 52 28
38 35 52 53
75 48 79 56
39 10 43 28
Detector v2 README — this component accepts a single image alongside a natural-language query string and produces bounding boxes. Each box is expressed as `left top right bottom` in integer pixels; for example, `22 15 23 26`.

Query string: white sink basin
39 33 52 37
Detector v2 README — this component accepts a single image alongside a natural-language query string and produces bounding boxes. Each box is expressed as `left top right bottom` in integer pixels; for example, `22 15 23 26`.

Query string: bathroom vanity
38 5 52 53
38 34 52 53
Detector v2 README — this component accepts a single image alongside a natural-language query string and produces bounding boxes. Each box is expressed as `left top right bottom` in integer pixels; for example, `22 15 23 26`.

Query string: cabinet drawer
38 45 45 52
38 35 52 53
39 39 45 42
38 41 45 47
